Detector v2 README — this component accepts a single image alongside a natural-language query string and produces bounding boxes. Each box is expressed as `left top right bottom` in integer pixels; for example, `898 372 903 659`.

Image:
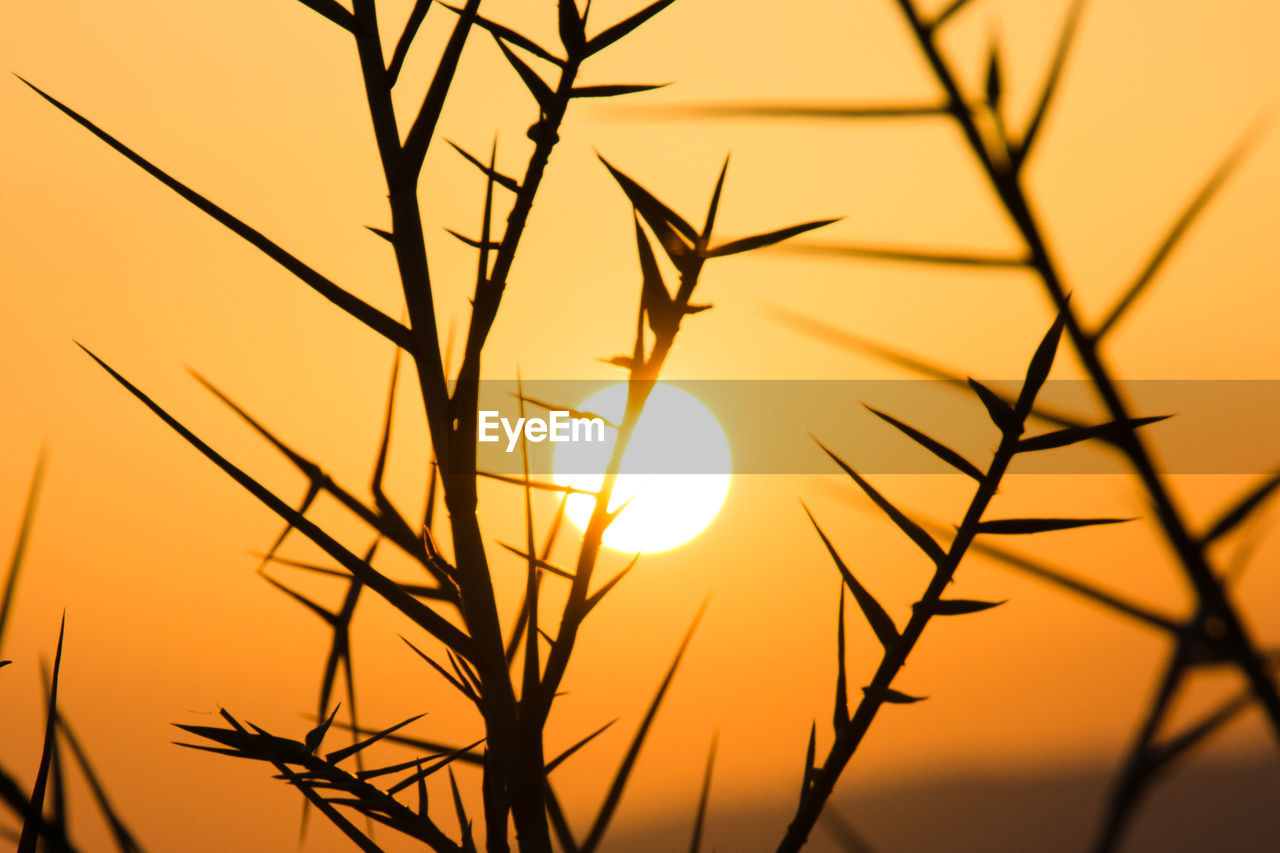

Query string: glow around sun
551 384 731 553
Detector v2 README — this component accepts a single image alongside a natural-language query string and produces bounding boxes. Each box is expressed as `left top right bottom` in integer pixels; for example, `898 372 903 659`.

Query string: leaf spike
546 782 580 853
477 470 599 495
584 552 642 615
188 369 317 476
604 490 642 527
448 648 484 698
956 531 1180 632
259 571 335 624
1017 415 1172 453
976 517 1135 535
1202 466 1280 545
498 543 576 581
415 758 429 816
295 0 357 31
493 37 554 109
802 504 898 649
1221 519 1268 586
517 371 543 712
834 584 849 731
445 229 501 250
801 721 817 793
304 704 342 754
1015 304 1069 419
579 600 708 853
789 242 1029 267
635 212 676 336
189 372 406 558
1017 0 1088 163
424 320 458 534
546 719 619 774
863 404 984 480
586 0 679 56
387 0 433 85
403 635 477 701
655 101 954 121
917 598 1006 616
470 137 499 299
701 154 730 248
541 492 571 561
984 33 1002 109
1096 116 1268 339
448 767 475 851
18 78 410 350
571 83 670 99
597 153 697 241
1 451 46 657
510 393 617 429
448 140 520 192
861 685 926 704
812 437 946 564
707 218 841 258
440 6 566 66
384 737 488 796
325 712 427 764
689 732 719 853
1148 689 1253 772
931 0 977 29
968 378 1016 433
397 0 483 182
80 344 475 656
17 611 65 853
39 659 70 852
559 0 587 54
370 346 402 517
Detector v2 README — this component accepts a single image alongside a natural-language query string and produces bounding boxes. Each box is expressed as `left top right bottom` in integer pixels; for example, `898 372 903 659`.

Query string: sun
551 384 731 553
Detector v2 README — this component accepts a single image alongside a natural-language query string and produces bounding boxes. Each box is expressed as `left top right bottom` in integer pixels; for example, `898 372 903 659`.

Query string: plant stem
539 257 708 712
451 53 584 512
1091 643 1187 852
349 4 554 850
894 0 1280 744
777 378 1037 852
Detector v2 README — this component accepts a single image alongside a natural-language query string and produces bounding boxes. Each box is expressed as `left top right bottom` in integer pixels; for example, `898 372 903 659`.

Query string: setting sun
552 383 731 553
5 1 1280 850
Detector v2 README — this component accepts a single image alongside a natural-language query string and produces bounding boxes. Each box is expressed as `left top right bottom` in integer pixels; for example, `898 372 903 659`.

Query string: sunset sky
2 0 1280 850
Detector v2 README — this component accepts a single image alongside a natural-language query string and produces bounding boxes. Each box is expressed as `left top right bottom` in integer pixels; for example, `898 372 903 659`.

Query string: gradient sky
2 0 1280 850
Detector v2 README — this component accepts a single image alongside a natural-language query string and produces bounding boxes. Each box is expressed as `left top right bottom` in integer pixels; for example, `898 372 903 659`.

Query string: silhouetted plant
0 457 146 852
673 0 1280 848
16 0 1280 850
21 2 832 850
776 308 1187 849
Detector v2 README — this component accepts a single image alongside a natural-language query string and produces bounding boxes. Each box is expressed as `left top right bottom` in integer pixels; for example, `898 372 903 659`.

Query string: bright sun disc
551 384 731 554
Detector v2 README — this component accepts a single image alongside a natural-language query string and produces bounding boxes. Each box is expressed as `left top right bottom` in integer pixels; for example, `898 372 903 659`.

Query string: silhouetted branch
17 79 411 351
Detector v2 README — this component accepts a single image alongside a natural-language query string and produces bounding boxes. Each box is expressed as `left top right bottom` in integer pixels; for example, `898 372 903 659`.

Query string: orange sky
2 0 1280 850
